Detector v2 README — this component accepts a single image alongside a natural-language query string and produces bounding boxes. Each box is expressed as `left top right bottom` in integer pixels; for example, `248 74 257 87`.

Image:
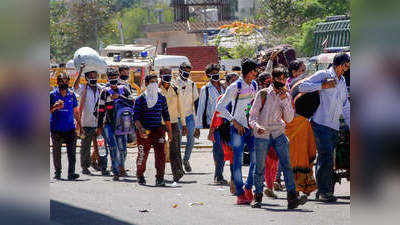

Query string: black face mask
180 70 190 80
161 75 172 83
109 79 118 86
88 79 97 86
273 80 285 89
210 74 220 82
120 75 129 81
58 83 68 90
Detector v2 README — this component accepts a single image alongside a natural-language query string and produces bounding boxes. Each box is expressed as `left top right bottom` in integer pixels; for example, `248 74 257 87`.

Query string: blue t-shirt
50 88 78 132
133 93 170 130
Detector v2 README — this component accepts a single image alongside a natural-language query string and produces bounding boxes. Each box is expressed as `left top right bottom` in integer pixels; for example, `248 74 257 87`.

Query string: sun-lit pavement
50 130 350 225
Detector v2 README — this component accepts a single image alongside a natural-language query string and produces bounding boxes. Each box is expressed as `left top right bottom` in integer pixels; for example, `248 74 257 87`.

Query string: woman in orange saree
285 60 317 197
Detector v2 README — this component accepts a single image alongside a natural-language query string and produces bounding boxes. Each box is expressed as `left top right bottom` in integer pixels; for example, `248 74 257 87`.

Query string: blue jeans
213 130 225 181
178 114 195 162
311 121 339 195
231 126 255 196
276 162 282 181
254 134 296 195
103 124 127 175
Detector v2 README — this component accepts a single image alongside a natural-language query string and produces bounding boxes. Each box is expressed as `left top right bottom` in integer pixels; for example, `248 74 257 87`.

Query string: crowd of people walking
50 51 350 209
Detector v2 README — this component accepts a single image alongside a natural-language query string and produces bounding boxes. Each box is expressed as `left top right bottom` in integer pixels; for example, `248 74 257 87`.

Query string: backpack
291 77 320 119
258 89 268 113
201 86 210 129
107 87 135 135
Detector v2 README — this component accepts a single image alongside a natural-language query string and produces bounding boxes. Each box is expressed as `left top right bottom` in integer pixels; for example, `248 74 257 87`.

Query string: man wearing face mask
195 63 225 132
215 59 258 204
118 65 138 160
134 74 173 186
298 53 351 202
73 63 103 175
176 63 199 173
118 65 137 95
159 68 186 182
50 73 80 180
249 68 308 209
97 69 134 181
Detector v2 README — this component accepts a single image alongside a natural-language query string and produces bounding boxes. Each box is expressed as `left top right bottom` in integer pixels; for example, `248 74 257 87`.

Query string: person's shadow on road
51 200 136 225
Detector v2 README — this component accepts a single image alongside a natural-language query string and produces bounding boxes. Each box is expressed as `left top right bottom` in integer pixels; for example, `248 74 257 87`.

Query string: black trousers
169 123 184 180
51 130 77 176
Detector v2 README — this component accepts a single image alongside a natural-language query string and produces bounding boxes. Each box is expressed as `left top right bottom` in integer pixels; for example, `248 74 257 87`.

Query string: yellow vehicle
49 67 141 95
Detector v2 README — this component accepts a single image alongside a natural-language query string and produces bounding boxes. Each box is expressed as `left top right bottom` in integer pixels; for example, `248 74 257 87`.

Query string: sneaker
113 175 119 181
251 193 263 208
237 193 251 205
91 162 101 171
138 176 146 185
67 173 80 181
54 172 61 180
274 181 285 191
244 188 254 202
229 179 236 195
264 189 278 199
82 168 91 175
287 192 308 209
173 172 184 182
155 179 166 187
101 170 110 176
183 160 192 173
214 177 228 185
318 193 337 203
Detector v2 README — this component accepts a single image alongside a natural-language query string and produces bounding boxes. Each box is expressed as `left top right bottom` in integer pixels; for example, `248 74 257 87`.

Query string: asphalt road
50 131 350 225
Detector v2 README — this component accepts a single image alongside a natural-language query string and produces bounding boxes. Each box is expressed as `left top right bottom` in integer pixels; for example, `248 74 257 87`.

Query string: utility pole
118 21 125 45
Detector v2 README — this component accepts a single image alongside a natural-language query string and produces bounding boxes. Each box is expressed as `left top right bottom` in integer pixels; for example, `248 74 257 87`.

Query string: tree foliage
50 0 174 63
50 0 113 63
256 0 350 57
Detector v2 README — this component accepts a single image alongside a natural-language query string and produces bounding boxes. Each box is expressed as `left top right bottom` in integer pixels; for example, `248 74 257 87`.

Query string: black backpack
291 77 320 119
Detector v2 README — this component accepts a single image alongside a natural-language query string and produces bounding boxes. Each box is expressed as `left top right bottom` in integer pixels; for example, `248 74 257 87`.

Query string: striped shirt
133 93 170 130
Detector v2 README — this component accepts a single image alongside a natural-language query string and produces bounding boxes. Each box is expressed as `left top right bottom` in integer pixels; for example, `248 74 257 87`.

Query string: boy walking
249 68 307 209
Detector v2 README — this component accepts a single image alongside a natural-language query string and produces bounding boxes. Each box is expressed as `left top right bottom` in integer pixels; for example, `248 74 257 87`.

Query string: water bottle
97 135 107 157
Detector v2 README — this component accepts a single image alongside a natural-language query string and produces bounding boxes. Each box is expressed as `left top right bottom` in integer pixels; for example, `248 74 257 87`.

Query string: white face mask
145 82 159 108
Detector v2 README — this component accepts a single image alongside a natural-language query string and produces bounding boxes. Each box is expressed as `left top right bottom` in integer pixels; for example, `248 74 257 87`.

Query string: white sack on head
73 47 107 74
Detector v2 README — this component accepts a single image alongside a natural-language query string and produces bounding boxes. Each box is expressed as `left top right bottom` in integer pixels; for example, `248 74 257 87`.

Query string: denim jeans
103 124 127 175
311 120 339 195
178 114 195 162
276 162 282 181
99 130 109 172
231 126 255 196
254 134 296 195
213 130 225 181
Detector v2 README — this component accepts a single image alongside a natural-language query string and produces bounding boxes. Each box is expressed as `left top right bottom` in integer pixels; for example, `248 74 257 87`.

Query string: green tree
102 3 174 45
285 18 323 57
256 0 350 57
50 0 113 63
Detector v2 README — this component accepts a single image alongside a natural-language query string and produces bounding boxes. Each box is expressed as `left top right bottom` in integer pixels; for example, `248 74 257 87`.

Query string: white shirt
298 67 350 130
216 78 257 128
175 77 199 117
195 82 225 128
74 84 101 128
249 87 294 139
